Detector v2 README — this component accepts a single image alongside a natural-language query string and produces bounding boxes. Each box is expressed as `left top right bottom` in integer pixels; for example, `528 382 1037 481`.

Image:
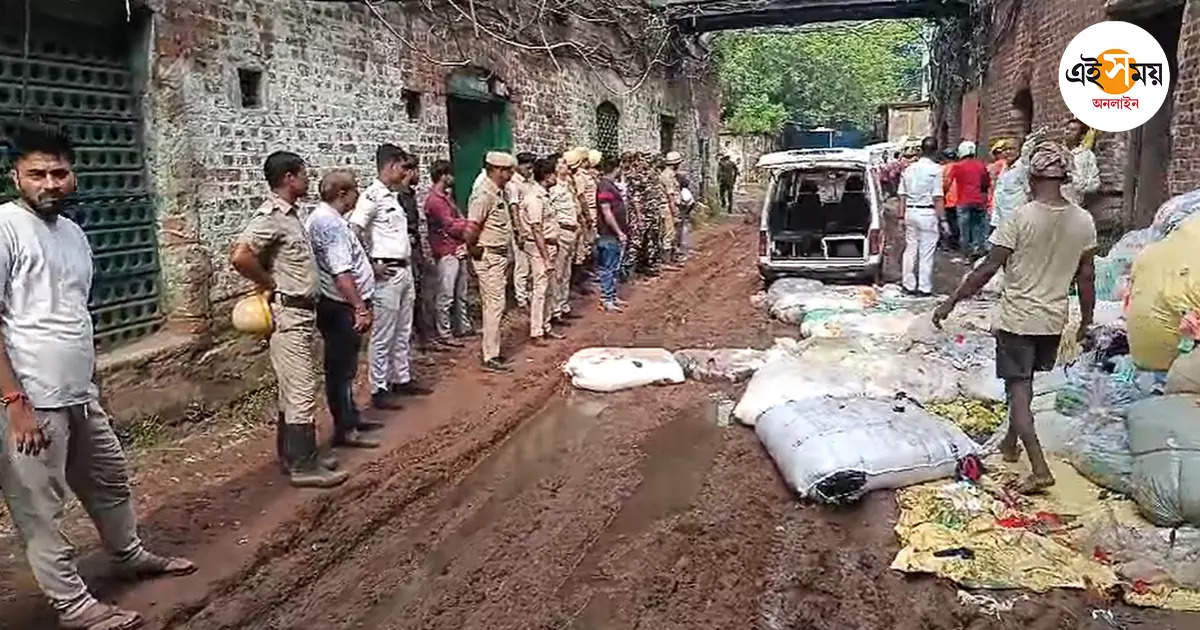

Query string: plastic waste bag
673 348 766 383
1054 364 1142 419
756 397 978 503
1062 412 1135 496
562 348 684 392
1150 189 1200 241
1084 507 1200 590
961 365 1068 403
1128 215 1200 370
1128 394 1200 527
1166 347 1200 395
800 309 919 339
734 339 961 425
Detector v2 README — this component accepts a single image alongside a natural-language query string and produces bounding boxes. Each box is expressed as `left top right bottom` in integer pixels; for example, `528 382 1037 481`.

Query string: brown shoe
114 551 196 580
59 602 143 630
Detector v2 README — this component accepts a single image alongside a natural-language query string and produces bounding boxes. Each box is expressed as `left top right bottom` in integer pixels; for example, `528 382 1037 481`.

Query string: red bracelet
1 391 29 407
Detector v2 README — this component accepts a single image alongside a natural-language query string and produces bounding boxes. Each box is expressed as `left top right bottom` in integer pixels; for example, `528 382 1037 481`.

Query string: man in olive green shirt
933 141 1097 494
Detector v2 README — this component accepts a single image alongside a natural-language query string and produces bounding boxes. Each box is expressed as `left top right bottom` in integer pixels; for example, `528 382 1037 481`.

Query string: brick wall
1170 0 1200 195
962 0 1200 231
142 0 718 328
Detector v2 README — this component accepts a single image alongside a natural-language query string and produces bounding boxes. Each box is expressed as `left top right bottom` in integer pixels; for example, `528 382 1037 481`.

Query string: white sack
756 397 978 503
563 348 685 392
673 348 767 383
734 339 961 425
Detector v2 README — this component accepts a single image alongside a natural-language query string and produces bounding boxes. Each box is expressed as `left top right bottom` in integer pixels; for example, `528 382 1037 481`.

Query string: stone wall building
932 0 1198 237
0 0 718 421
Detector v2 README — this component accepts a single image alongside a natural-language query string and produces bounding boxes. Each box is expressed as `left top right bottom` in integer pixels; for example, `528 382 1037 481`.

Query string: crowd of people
226 144 702 489
0 117 706 627
882 117 1100 297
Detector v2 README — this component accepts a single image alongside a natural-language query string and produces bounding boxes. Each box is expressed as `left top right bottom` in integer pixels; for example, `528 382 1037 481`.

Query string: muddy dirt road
2 193 1196 629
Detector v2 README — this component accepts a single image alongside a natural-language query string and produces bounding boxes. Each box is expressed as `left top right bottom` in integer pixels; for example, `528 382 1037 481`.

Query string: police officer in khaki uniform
466 152 516 372
231 151 349 488
570 147 597 267
659 151 683 267
521 157 565 345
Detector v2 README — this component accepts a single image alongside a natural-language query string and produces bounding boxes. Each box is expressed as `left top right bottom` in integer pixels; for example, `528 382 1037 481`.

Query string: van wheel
760 272 777 289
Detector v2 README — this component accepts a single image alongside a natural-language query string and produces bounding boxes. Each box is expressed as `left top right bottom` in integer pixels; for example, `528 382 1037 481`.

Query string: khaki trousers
553 229 575 316
661 203 677 255
526 242 557 337
269 304 318 426
512 232 530 306
0 399 145 615
473 249 508 362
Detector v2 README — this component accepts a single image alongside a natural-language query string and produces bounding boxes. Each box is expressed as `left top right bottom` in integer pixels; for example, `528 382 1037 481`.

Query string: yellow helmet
232 292 273 335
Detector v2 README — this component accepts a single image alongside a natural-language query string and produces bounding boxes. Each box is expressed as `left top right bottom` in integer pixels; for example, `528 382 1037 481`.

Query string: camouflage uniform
633 158 663 273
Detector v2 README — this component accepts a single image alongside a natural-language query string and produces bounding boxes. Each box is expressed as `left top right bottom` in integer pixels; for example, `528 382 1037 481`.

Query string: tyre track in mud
160 218 759 629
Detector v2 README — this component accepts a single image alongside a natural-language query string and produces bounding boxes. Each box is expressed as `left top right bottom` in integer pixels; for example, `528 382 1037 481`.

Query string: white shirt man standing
898 136 949 296
350 144 431 410
0 121 195 630
307 169 380 449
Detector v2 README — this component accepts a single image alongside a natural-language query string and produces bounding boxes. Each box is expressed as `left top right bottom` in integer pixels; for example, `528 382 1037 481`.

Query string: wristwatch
1 391 29 407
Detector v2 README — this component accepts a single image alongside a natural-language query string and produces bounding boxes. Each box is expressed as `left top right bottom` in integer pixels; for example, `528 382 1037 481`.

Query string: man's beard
26 195 66 219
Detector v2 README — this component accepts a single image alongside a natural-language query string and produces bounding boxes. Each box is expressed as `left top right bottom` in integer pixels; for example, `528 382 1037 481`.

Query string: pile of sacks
752 278 939 338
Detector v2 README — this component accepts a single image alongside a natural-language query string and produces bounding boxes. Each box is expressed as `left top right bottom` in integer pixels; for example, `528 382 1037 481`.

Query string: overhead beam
668 0 966 33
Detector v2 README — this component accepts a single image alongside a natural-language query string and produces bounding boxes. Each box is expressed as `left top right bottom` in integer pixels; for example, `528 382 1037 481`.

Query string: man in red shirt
424 159 473 347
945 140 991 259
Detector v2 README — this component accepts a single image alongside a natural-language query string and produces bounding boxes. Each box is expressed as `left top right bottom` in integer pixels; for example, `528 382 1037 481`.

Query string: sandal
59 602 143 630
1017 474 1056 495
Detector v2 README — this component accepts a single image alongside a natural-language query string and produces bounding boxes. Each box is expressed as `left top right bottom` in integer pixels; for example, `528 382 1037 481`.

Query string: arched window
594 102 620 161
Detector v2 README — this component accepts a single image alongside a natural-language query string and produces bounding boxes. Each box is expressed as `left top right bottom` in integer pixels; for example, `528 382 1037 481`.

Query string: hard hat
232 292 273 334
587 149 602 166
664 151 683 165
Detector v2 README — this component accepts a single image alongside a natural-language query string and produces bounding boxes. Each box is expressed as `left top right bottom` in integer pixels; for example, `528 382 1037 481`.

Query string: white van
756 148 885 284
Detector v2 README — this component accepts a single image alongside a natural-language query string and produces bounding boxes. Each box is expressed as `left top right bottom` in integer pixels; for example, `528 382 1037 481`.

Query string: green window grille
0 25 161 350
594 101 620 162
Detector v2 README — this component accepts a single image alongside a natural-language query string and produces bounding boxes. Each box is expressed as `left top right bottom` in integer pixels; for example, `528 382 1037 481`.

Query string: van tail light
868 228 882 256
759 231 768 256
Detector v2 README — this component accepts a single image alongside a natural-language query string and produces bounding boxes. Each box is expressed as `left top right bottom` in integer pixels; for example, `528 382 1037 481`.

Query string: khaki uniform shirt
573 170 597 225
550 182 579 228
989 200 1098 335
659 167 681 205
521 183 559 244
468 175 511 248
235 194 319 299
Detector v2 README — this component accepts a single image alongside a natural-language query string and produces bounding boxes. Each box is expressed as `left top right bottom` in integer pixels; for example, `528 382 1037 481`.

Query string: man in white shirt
350 144 430 410
1063 118 1100 207
0 121 194 630
306 169 380 449
898 136 950 296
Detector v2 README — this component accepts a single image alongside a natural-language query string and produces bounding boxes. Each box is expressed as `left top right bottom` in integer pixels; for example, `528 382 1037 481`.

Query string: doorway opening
1119 3 1184 226
445 70 513 210
1012 87 1033 139
659 115 676 154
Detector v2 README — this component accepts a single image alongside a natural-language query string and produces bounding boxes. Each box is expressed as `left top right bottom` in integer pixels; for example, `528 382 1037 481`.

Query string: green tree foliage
715 20 926 134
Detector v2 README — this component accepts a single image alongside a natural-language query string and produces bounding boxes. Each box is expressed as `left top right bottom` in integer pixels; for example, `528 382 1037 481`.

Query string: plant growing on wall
714 19 927 134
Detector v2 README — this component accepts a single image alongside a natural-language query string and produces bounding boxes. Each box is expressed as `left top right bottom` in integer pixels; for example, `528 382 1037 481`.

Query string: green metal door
446 82 512 211
0 15 160 350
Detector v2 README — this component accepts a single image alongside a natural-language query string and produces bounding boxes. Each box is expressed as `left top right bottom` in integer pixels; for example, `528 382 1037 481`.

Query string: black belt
482 245 508 254
373 258 409 267
559 224 578 231
275 293 316 310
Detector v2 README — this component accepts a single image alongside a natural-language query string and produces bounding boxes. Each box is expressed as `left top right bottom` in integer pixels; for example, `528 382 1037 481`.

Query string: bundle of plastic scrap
891 458 1200 610
927 399 1007 441
1150 189 1200 241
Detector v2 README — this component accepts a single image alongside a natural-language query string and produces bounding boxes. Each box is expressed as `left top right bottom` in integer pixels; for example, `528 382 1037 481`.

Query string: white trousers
369 265 414 393
435 255 471 339
902 209 938 294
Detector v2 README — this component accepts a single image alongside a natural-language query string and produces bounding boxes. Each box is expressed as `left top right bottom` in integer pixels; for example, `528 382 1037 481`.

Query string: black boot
284 424 349 488
276 412 288 474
